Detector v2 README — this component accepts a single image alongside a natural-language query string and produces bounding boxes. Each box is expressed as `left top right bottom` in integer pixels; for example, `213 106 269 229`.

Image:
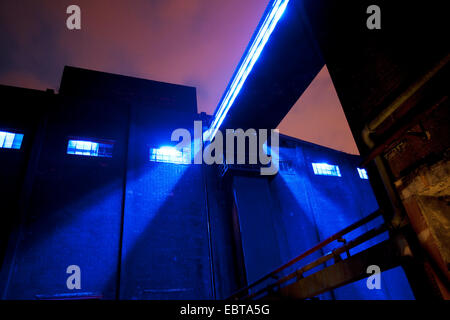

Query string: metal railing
228 209 386 300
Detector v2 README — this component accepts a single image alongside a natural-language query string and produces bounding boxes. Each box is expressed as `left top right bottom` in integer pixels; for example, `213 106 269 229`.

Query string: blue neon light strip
0 131 24 149
206 0 289 141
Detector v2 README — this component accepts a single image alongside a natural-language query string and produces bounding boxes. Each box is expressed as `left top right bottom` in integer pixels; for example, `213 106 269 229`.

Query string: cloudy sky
0 0 358 154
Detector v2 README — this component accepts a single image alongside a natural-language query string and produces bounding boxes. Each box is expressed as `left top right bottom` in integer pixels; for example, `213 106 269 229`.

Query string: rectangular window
149 146 191 164
357 168 369 179
0 131 24 150
67 139 114 158
312 163 341 177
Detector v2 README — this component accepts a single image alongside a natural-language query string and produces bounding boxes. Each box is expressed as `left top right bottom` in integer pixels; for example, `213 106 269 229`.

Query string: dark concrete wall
0 86 53 270
204 165 241 299
232 176 284 285
231 136 415 299
59 66 198 115
119 99 212 299
0 68 214 300
2 96 129 299
120 161 211 299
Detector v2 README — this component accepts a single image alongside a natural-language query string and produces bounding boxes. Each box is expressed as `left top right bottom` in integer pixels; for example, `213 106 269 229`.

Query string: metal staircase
228 210 409 300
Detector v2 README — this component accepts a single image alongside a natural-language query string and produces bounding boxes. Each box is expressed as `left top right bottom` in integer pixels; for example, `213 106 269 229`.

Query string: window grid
0 131 24 149
358 168 369 179
67 140 114 158
149 147 191 165
312 163 341 177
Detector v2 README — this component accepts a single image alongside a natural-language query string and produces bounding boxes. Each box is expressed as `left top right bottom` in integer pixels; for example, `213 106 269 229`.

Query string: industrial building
0 0 449 300
0 66 412 300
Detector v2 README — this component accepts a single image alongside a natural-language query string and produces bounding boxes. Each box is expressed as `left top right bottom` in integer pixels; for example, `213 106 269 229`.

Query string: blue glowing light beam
205 0 290 142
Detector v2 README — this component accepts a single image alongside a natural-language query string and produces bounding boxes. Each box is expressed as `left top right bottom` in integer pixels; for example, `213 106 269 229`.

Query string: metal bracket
337 237 351 258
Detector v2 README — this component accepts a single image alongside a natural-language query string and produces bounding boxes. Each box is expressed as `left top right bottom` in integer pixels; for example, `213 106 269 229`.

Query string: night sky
0 0 358 154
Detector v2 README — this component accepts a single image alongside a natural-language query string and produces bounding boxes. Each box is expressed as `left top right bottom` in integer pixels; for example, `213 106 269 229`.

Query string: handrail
228 209 384 300
243 224 388 300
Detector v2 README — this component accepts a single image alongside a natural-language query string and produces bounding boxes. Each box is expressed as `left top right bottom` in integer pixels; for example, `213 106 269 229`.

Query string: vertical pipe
115 103 131 300
202 163 216 299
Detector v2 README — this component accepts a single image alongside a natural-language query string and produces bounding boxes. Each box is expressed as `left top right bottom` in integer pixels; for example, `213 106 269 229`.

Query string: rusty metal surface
272 240 400 300
228 210 383 300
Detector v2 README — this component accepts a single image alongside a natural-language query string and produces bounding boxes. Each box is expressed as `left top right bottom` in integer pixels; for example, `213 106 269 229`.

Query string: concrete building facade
0 66 414 300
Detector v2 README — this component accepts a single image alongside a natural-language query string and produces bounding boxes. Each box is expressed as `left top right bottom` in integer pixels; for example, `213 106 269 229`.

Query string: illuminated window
312 163 341 177
149 146 191 165
357 168 369 179
0 131 24 149
67 139 114 158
